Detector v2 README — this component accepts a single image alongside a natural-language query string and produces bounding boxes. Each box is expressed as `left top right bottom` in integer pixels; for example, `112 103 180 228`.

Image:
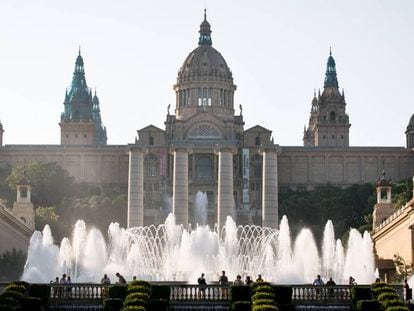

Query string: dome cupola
174 11 237 120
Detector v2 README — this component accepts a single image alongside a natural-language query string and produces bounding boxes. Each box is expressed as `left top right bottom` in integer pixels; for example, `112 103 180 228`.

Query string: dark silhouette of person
197 273 206 297
219 271 228 299
116 272 126 284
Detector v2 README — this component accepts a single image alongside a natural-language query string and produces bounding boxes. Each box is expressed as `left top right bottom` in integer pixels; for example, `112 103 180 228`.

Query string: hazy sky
1 0 413 147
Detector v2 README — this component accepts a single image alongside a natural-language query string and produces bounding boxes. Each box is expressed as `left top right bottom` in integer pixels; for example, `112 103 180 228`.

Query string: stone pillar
172 147 189 226
127 146 145 228
260 146 280 229
216 146 236 229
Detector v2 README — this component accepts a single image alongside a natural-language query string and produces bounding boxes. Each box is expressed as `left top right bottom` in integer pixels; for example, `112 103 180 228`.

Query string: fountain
22 212 376 285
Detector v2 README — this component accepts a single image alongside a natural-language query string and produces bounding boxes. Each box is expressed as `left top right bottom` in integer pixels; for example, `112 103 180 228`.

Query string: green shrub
385 307 409 311
254 285 274 295
351 287 372 302
122 306 145 311
104 298 124 311
356 299 381 311
126 292 150 302
10 281 29 290
20 296 42 311
150 285 170 300
148 299 169 311
4 285 26 295
251 292 274 302
0 305 17 311
377 292 400 302
252 305 279 311
373 286 396 296
231 301 252 311
108 285 128 300
0 291 23 301
229 285 251 302
129 280 150 288
382 299 405 309
127 285 151 295
28 284 50 306
253 299 275 306
123 298 148 308
372 282 389 289
273 286 292 304
251 282 271 294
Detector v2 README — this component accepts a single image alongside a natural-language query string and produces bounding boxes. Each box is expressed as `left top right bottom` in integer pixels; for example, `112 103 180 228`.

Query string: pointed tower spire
324 48 339 88
198 9 212 46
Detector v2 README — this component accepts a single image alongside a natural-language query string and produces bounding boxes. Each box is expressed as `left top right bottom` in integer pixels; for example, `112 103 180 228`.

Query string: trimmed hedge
252 305 279 311
356 299 381 311
11 281 29 290
127 292 150 302
28 284 50 306
254 285 274 295
372 282 389 289
108 285 128 300
251 282 271 294
122 306 145 311
252 292 274 302
377 292 400 302
4 285 26 295
150 285 171 300
253 299 275 306
229 286 251 302
231 301 252 311
148 298 169 311
20 296 42 311
385 307 409 311
129 280 151 288
273 286 292 304
123 297 148 308
0 291 23 301
373 286 396 296
127 285 151 296
382 299 405 309
351 287 372 303
103 298 123 311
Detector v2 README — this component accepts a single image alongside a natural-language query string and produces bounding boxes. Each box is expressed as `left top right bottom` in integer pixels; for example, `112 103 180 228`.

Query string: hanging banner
159 148 167 177
242 148 250 204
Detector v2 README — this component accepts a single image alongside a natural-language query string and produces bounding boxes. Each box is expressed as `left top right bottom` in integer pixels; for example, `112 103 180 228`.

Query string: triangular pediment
138 124 165 133
244 125 271 133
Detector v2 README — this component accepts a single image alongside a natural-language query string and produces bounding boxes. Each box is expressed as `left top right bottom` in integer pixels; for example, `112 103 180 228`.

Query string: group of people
312 275 356 286
100 272 135 285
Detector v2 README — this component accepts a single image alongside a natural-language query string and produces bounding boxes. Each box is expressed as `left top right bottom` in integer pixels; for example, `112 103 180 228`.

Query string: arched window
330 111 336 121
196 156 213 180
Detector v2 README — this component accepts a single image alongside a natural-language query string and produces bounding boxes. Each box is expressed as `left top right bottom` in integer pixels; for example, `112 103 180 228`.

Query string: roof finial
329 46 332 56
79 45 81 56
314 88 316 97
204 8 207 21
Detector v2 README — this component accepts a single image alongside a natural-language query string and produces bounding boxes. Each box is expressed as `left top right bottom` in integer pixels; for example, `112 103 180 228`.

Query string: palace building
0 12 413 229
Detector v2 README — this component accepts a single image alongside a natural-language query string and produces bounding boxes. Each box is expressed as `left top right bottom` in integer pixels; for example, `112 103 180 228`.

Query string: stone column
260 146 280 229
127 146 145 228
216 146 236 229
172 147 189 226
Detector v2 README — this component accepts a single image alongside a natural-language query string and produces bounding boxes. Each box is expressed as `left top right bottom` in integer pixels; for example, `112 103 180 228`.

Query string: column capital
169 143 193 155
258 144 281 155
213 144 238 155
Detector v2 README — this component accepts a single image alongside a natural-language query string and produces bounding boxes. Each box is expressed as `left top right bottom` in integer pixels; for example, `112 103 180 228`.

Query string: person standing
218 271 228 299
101 274 111 285
233 275 243 285
313 275 324 299
197 273 207 298
245 276 252 286
403 279 412 302
256 274 264 282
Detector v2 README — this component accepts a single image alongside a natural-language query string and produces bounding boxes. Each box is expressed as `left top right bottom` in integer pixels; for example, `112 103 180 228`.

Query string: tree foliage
0 249 27 282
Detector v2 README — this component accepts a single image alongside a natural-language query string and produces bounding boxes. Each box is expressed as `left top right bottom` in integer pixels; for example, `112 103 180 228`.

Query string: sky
1 0 413 147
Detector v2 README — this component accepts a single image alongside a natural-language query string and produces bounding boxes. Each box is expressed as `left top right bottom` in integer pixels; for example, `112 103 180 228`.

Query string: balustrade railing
291 285 357 303
170 284 228 301
49 283 109 301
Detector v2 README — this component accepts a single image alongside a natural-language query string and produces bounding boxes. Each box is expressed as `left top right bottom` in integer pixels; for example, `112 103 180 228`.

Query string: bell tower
372 170 395 228
59 49 107 145
11 173 35 231
303 49 351 146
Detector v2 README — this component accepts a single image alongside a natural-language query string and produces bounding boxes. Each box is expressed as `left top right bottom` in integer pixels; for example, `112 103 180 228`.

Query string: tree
393 253 413 281
0 249 27 282
6 162 76 207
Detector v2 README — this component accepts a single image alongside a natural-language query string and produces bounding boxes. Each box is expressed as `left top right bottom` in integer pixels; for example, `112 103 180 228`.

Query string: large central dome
174 11 237 120
178 45 233 83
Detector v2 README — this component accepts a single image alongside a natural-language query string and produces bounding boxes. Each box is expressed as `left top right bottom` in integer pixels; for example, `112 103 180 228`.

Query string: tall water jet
194 191 208 226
